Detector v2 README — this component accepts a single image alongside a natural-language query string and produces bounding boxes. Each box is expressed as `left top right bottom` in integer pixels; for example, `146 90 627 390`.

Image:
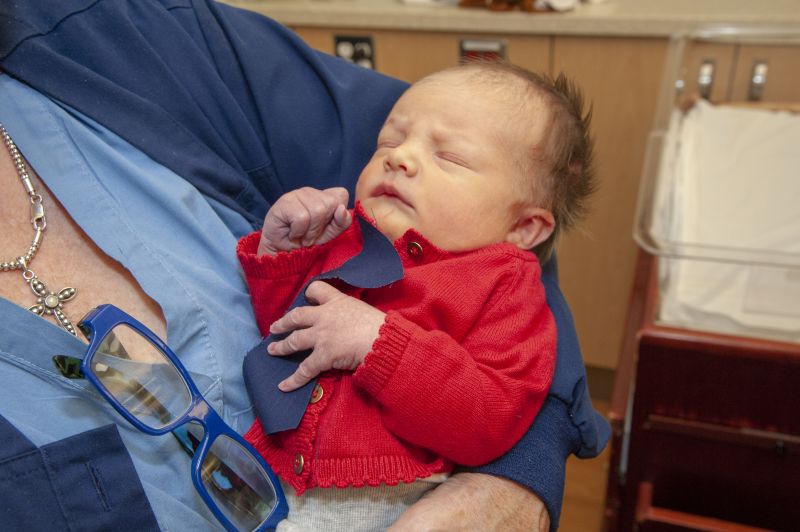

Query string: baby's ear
506 207 555 250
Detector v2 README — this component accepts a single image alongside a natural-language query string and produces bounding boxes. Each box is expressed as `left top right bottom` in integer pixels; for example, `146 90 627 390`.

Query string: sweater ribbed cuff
354 311 414 397
237 231 330 279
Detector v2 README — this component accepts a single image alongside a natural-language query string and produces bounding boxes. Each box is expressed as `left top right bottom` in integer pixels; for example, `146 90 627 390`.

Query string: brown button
406 241 423 258
293 453 305 475
309 383 324 404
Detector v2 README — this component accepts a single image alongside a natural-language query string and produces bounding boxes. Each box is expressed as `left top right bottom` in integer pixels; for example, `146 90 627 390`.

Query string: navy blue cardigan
0 0 610 527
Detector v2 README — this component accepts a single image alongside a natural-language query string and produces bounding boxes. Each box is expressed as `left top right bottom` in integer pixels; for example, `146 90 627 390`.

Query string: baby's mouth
374 184 412 208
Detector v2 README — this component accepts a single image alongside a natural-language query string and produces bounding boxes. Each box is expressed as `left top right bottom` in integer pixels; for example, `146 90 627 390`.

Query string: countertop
224 0 800 38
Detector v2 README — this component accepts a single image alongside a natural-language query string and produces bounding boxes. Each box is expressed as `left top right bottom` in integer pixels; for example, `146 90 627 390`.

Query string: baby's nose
384 146 418 177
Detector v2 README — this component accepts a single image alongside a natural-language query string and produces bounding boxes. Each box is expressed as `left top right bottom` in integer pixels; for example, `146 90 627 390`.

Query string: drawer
636 338 800 434
630 414 800 530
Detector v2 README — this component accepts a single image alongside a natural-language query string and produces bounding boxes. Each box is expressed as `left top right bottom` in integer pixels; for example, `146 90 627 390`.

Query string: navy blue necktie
243 215 404 434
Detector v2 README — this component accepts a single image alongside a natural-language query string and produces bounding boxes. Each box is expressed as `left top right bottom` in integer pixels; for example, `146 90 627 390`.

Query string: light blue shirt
0 75 263 530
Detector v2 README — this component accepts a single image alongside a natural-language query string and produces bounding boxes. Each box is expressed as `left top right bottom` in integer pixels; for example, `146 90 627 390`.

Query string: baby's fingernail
278 382 289 391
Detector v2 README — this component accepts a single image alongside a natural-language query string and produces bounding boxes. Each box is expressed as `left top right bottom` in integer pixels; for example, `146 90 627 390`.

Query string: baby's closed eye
377 139 399 149
437 151 471 169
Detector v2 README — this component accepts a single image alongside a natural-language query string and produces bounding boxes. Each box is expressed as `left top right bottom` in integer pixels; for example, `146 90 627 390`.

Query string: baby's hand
267 281 386 392
258 187 351 255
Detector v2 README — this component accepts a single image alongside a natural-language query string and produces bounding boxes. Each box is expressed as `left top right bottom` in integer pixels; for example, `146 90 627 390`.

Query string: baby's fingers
279 359 322 392
316 204 351 246
270 306 315 335
297 188 349 246
260 191 314 253
267 328 314 356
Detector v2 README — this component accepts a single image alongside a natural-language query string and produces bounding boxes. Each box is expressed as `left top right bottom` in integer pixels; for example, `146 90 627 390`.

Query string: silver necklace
1 123 78 335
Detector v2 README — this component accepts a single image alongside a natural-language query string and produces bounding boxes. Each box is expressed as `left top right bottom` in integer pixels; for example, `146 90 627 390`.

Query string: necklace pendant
28 275 78 336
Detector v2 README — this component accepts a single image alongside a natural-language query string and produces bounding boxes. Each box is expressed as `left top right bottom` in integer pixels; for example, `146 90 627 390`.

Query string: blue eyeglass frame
77 303 287 532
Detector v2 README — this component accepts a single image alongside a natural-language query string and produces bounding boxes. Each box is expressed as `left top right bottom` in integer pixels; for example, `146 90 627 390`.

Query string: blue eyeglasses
57 304 287 531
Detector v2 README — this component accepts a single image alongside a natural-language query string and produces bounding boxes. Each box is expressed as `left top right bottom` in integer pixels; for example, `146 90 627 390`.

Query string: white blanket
656 100 800 342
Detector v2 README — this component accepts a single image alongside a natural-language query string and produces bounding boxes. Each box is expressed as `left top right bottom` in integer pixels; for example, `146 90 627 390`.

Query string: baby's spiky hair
426 62 596 262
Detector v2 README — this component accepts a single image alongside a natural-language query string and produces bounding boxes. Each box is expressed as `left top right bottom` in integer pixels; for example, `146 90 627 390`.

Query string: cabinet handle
697 59 715 100
644 413 800 451
748 61 769 101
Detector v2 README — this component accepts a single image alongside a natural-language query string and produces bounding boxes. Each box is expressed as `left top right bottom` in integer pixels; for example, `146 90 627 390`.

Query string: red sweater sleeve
353 262 556 466
236 225 361 335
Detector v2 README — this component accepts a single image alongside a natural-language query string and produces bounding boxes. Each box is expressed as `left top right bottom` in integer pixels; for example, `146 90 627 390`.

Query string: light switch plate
334 35 375 70
459 39 506 62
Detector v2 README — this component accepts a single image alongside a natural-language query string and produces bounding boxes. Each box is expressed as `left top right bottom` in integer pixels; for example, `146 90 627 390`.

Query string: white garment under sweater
276 479 440 532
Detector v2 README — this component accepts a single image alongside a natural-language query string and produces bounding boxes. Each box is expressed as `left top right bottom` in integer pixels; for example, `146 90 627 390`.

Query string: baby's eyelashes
376 139 400 149
437 152 470 169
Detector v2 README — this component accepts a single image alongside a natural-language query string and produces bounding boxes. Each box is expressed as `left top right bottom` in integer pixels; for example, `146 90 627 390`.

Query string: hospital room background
227 2 798 530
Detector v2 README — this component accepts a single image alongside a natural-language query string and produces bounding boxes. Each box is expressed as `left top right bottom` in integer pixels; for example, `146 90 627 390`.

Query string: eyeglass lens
91 324 193 430
200 431 279 531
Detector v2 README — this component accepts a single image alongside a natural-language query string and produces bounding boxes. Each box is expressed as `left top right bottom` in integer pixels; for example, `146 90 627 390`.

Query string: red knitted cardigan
237 208 556 494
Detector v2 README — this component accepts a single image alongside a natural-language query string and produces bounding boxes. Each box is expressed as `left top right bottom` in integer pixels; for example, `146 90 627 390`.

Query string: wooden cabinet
669 38 800 104
730 43 800 102
605 252 800 531
291 27 550 82
551 37 666 369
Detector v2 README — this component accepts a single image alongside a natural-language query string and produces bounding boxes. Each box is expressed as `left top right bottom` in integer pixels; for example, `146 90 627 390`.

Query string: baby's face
355 72 548 252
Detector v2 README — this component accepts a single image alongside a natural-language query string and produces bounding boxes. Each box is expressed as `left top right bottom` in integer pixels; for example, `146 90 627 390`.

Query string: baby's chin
361 201 412 242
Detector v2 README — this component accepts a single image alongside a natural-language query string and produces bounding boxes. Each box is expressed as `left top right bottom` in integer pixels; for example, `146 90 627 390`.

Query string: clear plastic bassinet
633 26 800 343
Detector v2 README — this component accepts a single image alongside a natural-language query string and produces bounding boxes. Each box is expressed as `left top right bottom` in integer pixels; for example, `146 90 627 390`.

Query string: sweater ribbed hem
353 312 414 396
312 454 450 489
244 419 450 496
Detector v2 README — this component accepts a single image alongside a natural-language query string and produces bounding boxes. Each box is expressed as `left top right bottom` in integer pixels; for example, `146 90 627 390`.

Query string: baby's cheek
354 182 368 202
422 210 498 252
427 207 469 234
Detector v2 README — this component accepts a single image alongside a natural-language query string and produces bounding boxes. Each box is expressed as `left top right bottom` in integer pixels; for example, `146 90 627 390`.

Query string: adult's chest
0 152 167 340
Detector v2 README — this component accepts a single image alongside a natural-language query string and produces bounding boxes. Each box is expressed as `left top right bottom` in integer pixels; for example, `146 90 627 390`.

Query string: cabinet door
730 44 800 102
552 37 667 369
677 41 737 103
291 27 549 83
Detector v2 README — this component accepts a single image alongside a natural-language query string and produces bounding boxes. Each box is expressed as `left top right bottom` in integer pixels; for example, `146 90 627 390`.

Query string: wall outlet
334 35 375 70
459 39 506 62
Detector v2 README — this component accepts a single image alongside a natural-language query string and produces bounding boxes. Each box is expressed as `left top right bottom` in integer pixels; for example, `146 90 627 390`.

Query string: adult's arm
0 1 610 528
390 472 550 531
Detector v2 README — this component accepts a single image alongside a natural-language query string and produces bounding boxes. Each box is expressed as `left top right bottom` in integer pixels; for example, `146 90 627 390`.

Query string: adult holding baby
0 0 608 530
